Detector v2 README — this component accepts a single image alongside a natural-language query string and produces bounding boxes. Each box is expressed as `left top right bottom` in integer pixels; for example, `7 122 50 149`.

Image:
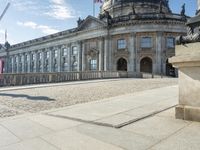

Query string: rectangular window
90 59 97 71
32 53 36 60
62 48 68 56
117 39 126 49
167 37 175 48
46 51 50 58
72 46 78 55
38 53 42 60
141 37 152 48
54 50 58 58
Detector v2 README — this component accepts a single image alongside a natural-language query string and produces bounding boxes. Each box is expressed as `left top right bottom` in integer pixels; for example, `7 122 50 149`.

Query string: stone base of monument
169 43 200 122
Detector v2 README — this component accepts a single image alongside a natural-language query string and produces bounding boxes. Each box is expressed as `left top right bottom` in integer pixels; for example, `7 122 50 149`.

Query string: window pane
167 37 175 48
63 48 68 56
72 46 78 55
141 37 152 48
90 59 97 71
54 50 58 57
117 39 126 49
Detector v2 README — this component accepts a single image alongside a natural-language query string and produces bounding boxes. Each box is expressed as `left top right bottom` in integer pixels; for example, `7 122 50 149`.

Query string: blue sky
0 0 197 44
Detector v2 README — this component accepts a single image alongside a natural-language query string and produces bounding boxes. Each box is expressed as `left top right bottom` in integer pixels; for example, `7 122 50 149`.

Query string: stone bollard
169 43 200 122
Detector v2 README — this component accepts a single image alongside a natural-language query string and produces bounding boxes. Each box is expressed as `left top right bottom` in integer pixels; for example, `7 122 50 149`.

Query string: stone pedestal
169 43 200 122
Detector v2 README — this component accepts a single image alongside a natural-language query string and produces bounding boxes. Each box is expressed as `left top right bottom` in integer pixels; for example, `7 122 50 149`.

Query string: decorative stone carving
177 0 200 44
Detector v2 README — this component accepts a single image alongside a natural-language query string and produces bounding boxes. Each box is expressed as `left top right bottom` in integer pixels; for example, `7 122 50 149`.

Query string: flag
94 0 103 3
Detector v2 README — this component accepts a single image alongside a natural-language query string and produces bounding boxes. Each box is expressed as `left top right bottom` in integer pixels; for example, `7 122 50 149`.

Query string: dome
100 0 171 17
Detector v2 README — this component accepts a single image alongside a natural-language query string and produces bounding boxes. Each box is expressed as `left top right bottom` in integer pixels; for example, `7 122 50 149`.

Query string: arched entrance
140 57 152 73
117 58 127 71
166 59 175 77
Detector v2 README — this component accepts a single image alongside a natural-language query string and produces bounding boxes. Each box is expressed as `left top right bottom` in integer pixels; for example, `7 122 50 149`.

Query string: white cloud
17 21 59 35
12 0 76 20
45 0 76 20
11 0 39 11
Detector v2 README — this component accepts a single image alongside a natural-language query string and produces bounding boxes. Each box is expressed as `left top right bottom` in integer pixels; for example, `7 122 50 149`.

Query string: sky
0 0 197 45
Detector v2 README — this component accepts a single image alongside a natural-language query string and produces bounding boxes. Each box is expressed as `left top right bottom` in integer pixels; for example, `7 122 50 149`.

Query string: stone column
11 56 14 73
68 44 71 71
16 55 19 73
41 50 45 73
170 43 200 122
129 33 136 73
35 51 38 73
77 42 82 72
22 53 25 73
104 36 109 71
98 37 104 71
49 49 53 72
82 42 86 71
57 47 61 72
108 36 112 71
156 32 163 74
27 53 31 73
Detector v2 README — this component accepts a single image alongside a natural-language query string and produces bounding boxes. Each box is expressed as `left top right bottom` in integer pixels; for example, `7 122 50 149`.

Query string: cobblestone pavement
0 78 177 118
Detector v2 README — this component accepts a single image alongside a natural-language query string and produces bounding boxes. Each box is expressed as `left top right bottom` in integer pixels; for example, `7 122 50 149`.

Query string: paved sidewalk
46 85 178 128
0 85 199 150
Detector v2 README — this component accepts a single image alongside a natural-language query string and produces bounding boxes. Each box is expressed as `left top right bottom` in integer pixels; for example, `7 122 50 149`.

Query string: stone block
175 105 184 120
184 106 200 122
170 43 200 122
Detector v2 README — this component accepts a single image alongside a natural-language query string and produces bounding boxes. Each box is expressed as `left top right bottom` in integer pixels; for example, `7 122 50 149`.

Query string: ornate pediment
77 16 106 31
86 48 99 58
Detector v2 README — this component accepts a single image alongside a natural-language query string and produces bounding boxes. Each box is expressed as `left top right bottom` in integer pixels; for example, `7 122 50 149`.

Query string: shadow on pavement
0 93 55 101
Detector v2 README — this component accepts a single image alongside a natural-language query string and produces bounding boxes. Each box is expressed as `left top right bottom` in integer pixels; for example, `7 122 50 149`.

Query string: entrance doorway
166 59 175 77
117 58 127 71
140 57 152 73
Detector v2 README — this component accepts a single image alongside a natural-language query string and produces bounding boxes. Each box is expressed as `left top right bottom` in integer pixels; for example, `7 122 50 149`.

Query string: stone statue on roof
176 0 200 44
181 3 185 16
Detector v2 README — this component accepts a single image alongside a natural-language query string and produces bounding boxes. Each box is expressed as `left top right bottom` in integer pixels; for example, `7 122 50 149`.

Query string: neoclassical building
0 0 187 77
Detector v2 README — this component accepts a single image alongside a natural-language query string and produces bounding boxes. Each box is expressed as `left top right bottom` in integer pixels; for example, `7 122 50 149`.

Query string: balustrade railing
0 71 126 86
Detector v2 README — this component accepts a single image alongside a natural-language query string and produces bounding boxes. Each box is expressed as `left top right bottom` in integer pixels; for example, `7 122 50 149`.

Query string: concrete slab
95 113 134 127
28 114 82 131
155 108 176 118
41 129 123 150
47 86 178 128
122 116 190 140
0 118 53 140
124 97 178 119
76 124 157 150
0 138 59 150
0 125 20 147
150 122 200 150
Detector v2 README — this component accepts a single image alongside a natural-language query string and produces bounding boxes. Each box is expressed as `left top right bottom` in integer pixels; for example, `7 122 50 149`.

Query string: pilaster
156 32 163 74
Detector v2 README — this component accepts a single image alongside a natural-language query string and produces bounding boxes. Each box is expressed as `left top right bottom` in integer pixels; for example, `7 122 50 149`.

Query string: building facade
0 0 187 77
